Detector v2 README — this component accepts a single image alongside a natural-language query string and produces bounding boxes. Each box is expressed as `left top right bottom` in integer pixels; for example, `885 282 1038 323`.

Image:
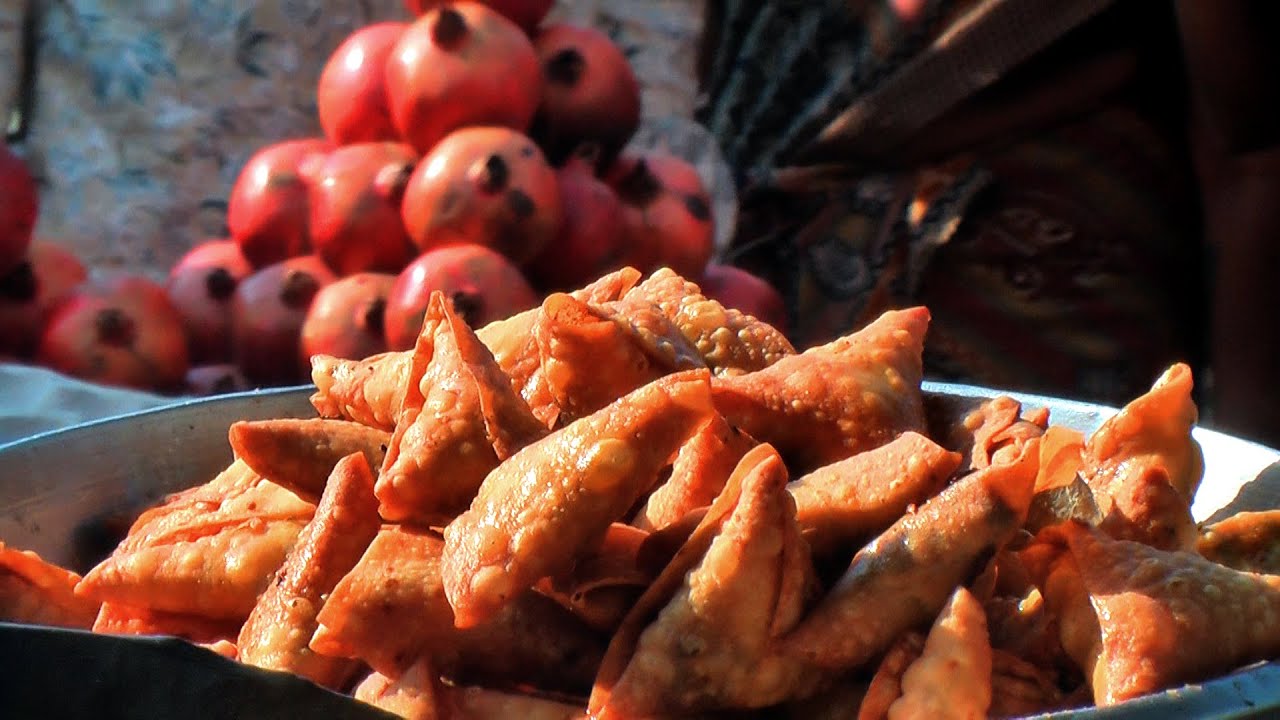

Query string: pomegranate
527 150 625 291
0 241 88 358
317 22 408 145
0 143 38 275
231 256 337 386
301 273 396 363
700 263 790 335
166 240 253 364
185 364 252 396
227 138 330 268
403 0 554 33
385 3 542 154
309 142 418 276
37 276 190 392
607 152 715 278
401 126 562 265
384 244 537 350
531 23 641 169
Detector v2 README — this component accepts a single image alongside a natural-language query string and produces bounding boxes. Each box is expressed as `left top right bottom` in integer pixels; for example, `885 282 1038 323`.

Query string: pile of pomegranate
0 0 787 395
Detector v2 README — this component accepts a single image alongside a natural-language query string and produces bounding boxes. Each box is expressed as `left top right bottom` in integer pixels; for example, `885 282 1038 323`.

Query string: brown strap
799 0 1119 161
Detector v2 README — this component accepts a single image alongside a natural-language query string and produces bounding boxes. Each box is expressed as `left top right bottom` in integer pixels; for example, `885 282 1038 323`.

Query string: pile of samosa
5 265 1280 720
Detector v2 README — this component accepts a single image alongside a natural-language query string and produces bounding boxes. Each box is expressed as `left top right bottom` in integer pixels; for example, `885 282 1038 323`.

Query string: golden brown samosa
788 431 961 558
477 266 643 383
520 292 704 427
616 267 795 376
632 413 756 532
1084 363 1205 550
1038 521 1280 706
91 601 240 644
228 418 390 502
710 307 930 473
591 444 818 718
353 657 443 720
310 269 642 433
1197 510 1280 574
311 526 605 694
442 369 714 627
75 462 315 620
377 292 547 524
0 543 101 629
310 350 415 432
237 453 381 688
884 586 992 720
783 436 1039 671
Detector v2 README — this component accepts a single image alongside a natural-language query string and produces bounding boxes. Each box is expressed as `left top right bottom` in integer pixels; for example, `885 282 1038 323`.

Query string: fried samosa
1038 521 1280 705
0 542 101 629
632 413 756 532
442 369 714 627
237 453 381 688
1084 363 1204 551
710 307 929 473
228 418 390 502
592 444 818 717
783 436 1039 671
377 292 547 524
311 526 605 694
789 431 961 558
616 267 795 376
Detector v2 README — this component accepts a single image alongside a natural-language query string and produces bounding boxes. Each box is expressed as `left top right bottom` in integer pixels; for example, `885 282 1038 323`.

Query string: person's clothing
707 0 1206 407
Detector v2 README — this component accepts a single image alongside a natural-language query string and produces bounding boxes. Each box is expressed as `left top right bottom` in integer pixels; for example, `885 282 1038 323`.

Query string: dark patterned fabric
710 1 1205 407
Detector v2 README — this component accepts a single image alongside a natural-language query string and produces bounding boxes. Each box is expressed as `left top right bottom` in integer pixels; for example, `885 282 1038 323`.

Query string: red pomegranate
309 142 419 276
227 138 330 267
185 364 252 396
402 0 554 33
317 22 408 145
607 152 715 278
0 143 38 275
37 275 190 392
384 244 538 349
527 151 625 291
401 126 562 266
385 3 542 154
231 256 337 386
166 239 254 363
301 273 396 363
531 23 641 169
0 241 88 358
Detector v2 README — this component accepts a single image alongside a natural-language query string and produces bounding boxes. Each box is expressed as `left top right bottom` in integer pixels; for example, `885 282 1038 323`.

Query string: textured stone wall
7 0 719 277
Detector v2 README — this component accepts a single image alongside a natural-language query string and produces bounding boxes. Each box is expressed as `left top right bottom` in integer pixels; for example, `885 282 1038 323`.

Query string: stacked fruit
0 0 788 395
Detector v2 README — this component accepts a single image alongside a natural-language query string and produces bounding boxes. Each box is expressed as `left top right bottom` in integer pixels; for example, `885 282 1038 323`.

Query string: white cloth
0 363 178 446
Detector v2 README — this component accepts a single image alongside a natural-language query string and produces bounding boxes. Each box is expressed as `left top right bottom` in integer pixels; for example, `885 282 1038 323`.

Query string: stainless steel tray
1 382 1278 719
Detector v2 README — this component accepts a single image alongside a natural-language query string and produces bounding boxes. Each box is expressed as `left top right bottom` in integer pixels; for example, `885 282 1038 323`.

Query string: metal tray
1 382 1278 719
